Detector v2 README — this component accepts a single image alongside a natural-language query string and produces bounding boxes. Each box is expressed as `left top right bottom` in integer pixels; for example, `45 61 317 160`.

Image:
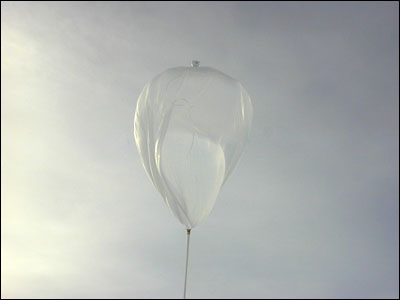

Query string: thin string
183 229 191 299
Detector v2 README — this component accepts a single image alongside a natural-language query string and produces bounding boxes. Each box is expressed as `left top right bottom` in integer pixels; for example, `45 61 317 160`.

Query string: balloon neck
186 228 191 235
191 60 200 67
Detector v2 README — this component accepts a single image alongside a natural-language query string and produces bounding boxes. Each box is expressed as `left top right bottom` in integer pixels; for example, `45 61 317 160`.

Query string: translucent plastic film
134 64 253 228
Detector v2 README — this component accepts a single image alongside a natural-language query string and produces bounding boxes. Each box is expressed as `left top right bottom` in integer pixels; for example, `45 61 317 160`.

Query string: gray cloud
1 2 398 299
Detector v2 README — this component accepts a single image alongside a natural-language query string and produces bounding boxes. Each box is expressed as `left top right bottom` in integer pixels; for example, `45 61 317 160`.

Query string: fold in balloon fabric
134 66 253 229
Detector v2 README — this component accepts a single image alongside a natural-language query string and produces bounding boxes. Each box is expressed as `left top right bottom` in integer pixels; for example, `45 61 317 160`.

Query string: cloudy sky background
1 1 399 298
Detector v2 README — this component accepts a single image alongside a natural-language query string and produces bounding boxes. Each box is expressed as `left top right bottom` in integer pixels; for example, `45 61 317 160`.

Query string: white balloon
134 63 253 229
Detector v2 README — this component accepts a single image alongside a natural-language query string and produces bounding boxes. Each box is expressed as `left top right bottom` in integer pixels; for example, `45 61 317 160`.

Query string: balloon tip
191 60 200 67
187 229 191 235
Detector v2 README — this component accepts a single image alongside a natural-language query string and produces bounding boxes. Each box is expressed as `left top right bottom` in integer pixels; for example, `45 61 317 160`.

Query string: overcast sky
1 1 399 299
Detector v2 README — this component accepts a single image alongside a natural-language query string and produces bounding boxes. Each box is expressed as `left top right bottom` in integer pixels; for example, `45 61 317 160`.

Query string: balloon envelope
134 65 253 228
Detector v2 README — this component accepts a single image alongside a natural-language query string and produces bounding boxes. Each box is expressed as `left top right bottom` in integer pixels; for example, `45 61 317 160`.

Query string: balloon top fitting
191 60 200 67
